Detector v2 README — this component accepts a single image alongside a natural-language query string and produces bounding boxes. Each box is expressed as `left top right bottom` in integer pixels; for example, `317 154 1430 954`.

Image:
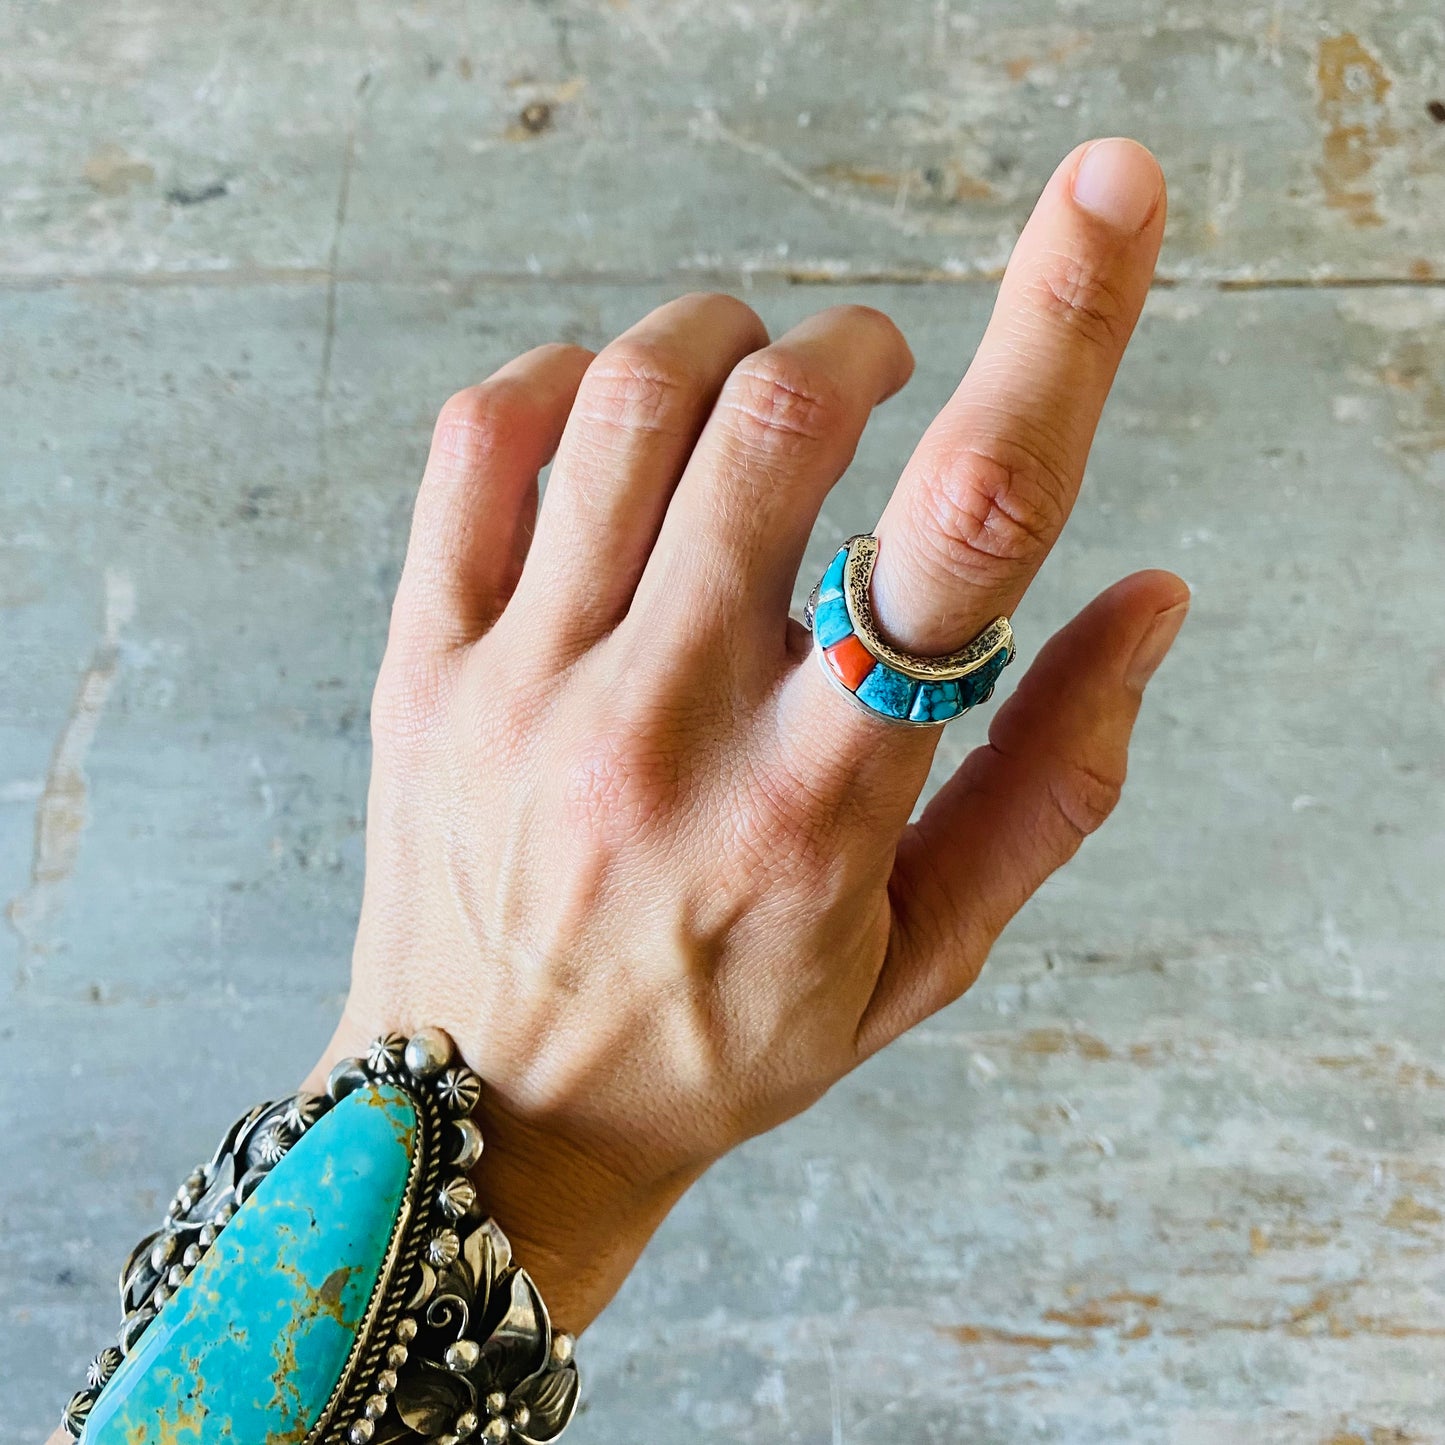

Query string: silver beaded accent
439 1175 478 1221
86 1347 122 1390
427 1229 461 1268
366 1032 410 1075
118 1307 155 1355
62 1392 94 1437
404 1028 454 1079
326 1057 369 1101
445 1339 481 1372
435 1066 482 1116
451 1116 484 1170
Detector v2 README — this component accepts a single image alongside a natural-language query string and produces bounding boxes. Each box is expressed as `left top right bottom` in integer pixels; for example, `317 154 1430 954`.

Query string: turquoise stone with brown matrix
83 1084 417 1443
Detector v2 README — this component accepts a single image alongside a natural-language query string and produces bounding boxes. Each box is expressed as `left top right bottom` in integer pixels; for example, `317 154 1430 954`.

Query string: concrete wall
3 4 1443 1440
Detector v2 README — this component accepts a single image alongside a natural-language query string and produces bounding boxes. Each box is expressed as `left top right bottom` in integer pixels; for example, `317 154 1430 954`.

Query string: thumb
858 570 1190 1054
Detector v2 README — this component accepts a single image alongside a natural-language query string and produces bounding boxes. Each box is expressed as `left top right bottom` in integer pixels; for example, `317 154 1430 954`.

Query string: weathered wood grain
3 1 1444 1440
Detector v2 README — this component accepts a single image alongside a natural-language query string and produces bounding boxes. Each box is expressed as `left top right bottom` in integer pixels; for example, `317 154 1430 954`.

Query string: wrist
306 1007 695 1334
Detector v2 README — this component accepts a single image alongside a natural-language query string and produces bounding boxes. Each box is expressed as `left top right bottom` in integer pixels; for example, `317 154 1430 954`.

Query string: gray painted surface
2 3 1443 1442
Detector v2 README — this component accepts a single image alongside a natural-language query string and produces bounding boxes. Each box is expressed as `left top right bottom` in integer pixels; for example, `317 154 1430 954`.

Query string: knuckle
431 382 533 473
573 338 703 437
370 644 455 752
911 434 1071 582
532 339 595 367
724 351 843 454
1046 757 1126 842
1029 253 1134 351
824 300 904 342
684 289 766 334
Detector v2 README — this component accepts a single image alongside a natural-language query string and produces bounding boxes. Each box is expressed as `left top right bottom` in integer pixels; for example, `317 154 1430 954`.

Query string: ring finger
509 292 769 660
628 304 914 668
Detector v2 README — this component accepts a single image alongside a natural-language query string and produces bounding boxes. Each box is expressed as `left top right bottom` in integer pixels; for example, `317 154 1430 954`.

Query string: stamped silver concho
61 1029 579 1445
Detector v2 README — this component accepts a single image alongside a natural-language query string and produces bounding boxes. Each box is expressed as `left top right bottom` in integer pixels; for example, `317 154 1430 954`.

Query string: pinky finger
389 343 594 656
857 570 1190 1055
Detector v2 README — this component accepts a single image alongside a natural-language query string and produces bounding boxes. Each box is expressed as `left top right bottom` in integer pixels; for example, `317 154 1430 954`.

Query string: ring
804 534 1015 726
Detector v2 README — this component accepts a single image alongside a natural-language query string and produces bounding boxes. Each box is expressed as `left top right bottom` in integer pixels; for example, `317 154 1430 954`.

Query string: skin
49 137 1187 1443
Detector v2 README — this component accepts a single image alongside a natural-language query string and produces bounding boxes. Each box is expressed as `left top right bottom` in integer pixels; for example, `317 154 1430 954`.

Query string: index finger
870 137 1166 656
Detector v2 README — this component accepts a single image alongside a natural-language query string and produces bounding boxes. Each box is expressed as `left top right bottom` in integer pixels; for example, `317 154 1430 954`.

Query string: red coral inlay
824 634 875 691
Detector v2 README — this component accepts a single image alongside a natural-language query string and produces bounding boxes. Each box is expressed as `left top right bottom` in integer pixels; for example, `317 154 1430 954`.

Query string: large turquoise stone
85 1084 417 1445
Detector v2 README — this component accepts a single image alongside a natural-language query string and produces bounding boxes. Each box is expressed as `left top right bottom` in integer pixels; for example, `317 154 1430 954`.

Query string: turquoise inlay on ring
958 647 1010 707
909 678 963 723
855 663 917 719
84 1084 418 1445
816 547 847 603
812 594 854 649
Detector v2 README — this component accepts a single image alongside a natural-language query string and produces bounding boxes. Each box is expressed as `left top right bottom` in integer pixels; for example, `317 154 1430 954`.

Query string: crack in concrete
317 73 368 411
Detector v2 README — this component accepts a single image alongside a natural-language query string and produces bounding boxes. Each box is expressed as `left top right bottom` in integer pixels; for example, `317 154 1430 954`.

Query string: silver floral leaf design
479 1270 550 1385
116 1096 300 1316
511 1364 581 1442
387 1220 576 1443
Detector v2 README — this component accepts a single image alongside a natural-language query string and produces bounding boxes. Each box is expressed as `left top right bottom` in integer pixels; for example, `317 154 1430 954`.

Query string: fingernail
1072 138 1163 234
1126 600 1189 691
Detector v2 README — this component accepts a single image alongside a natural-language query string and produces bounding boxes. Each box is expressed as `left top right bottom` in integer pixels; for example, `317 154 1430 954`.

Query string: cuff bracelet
61 1028 579 1445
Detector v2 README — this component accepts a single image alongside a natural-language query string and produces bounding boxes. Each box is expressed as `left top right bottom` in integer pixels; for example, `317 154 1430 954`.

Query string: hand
308 138 1186 1333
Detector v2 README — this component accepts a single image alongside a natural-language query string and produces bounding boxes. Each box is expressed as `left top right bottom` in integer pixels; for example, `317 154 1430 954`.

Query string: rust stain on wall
1043 1289 1161 1330
1316 33 1396 227
1384 1194 1443 1232
7 571 134 977
1003 33 1092 83
942 1322 1090 1352
1014 1027 1114 1061
82 143 156 196
1326 1431 1422 1445
1378 335 1445 462
1313 1043 1445 1089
